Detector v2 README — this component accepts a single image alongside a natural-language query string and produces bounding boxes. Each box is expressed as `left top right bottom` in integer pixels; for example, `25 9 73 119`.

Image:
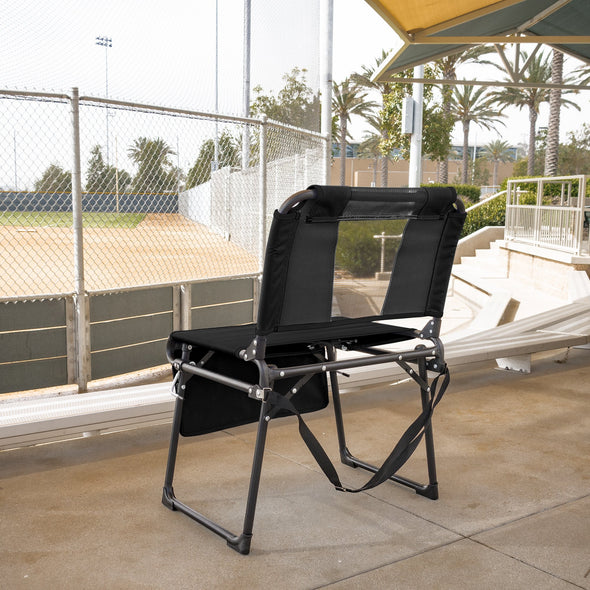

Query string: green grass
0 211 146 228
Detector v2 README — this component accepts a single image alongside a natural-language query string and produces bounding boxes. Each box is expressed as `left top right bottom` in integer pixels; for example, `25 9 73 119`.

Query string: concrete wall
330 158 515 188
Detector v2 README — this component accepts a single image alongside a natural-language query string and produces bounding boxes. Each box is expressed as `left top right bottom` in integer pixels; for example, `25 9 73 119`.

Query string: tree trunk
440 159 449 184
462 121 470 184
373 157 378 186
339 120 347 185
381 158 388 187
544 49 563 176
527 106 537 176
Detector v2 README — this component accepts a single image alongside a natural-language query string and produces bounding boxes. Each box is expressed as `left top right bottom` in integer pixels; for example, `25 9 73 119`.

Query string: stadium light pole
213 2 219 173
95 35 112 166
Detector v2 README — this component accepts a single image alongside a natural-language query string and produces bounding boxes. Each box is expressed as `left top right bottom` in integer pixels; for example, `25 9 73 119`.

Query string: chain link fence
0 89 327 299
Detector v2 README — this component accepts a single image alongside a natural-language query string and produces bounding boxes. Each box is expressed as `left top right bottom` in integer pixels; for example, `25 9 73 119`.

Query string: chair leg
229 405 270 554
327 345 355 467
329 347 439 499
417 356 438 499
161 392 183 511
161 356 271 555
162 351 191 510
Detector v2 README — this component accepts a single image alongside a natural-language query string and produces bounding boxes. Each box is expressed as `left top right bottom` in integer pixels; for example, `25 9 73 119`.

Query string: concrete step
459 256 507 278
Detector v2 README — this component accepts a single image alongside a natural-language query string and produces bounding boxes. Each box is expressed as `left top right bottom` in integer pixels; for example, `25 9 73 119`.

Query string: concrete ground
1 348 589 589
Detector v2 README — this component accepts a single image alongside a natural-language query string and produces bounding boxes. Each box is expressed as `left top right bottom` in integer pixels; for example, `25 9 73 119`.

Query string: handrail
465 190 506 213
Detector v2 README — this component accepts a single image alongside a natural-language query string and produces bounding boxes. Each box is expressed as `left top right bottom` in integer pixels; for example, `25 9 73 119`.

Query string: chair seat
169 318 418 358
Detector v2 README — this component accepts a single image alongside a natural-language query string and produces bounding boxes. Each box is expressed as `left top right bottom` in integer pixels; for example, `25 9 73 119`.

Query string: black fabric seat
162 185 465 554
168 318 418 357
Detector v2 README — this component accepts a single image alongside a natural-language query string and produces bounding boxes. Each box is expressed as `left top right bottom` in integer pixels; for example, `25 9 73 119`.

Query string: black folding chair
162 185 465 554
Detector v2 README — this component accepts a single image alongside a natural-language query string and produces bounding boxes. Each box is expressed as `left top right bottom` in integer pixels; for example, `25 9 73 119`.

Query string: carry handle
278 189 316 214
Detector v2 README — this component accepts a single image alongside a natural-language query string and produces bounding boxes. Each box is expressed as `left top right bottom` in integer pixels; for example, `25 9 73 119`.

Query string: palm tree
435 47 496 182
332 78 377 185
544 49 564 176
128 137 176 193
449 84 505 184
128 137 175 169
358 113 392 186
482 139 513 187
490 50 578 176
353 49 394 186
492 51 550 176
358 131 381 186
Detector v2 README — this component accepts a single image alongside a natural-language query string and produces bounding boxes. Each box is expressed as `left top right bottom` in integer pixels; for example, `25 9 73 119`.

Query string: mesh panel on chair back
256 185 465 335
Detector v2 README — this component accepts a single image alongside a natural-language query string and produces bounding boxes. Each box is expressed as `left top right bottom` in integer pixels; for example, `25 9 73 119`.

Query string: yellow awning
366 0 590 81
369 0 504 36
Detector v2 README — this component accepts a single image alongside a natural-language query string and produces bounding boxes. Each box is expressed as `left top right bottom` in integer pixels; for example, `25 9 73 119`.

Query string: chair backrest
256 185 465 335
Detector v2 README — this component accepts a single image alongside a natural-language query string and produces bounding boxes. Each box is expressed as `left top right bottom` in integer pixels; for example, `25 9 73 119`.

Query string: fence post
71 87 90 392
258 115 268 270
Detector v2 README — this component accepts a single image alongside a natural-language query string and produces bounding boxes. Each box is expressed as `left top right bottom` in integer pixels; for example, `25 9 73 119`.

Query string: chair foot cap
416 483 438 500
162 486 177 510
227 533 252 555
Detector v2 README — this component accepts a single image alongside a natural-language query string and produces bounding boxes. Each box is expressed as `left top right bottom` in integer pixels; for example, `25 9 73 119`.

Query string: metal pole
213 0 220 172
471 132 477 184
242 0 251 169
320 0 334 184
71 87 89 392
258 115 268 270
105 41 109 165
13 130 17 190
95 36 112 166
379 232 385 273
408 64 424 187
115 136 119 213
320 0 333 184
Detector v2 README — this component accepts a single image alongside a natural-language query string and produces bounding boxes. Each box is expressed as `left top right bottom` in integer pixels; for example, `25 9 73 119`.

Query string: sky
2 0 590 189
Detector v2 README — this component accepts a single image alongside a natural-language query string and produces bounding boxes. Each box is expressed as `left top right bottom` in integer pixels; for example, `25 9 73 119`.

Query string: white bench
2 297 589 450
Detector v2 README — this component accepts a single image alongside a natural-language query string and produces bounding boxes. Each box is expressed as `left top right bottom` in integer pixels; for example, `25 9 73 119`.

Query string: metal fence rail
0 88 326 394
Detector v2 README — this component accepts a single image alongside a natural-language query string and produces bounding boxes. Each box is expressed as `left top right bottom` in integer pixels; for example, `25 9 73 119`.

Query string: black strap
266 366 450 493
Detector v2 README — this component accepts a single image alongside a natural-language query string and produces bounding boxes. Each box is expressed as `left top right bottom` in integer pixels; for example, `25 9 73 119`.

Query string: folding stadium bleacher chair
162 185 465 554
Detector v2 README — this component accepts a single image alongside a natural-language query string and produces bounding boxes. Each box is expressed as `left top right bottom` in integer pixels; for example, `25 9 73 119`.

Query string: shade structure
368 0 590 81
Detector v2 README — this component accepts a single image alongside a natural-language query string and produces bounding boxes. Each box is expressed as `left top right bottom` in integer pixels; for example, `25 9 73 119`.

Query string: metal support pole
242 0 251 169
95 36 112 166
71 87 89 392
13 130 18 189
408 64 424 187
258 115 268 270
213 0 220 173
378 232 385 273
320 0 333 184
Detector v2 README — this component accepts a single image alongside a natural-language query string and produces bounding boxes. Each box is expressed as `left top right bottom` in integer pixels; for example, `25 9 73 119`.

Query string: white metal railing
505 175 590 256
